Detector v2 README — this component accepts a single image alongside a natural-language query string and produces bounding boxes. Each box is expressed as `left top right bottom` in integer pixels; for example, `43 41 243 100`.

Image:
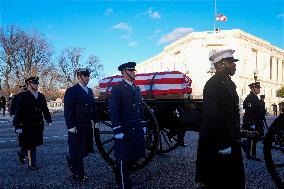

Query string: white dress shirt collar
78 82 88 93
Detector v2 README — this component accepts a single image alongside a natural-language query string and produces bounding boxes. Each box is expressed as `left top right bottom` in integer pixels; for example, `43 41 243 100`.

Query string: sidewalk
0 115 13 124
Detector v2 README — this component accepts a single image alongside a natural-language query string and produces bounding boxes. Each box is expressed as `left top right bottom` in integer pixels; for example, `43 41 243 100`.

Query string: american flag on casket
98 71 192 98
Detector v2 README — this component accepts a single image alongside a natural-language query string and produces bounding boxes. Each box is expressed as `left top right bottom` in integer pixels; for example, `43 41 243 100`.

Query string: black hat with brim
118 62 136 71
25 77 39 84
76 68 91 77
248 82 261 88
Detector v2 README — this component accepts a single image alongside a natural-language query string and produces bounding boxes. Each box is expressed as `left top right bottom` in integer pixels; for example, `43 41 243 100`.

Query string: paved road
0 113 279 188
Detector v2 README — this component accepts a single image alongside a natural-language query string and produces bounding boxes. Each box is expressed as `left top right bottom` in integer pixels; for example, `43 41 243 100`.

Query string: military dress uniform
11 84 27 164
14 77 52 170
109 62 146 189
259 95 267 127
64 68 97 181
242 82 264 160
195 49 245 189
0 95 6 116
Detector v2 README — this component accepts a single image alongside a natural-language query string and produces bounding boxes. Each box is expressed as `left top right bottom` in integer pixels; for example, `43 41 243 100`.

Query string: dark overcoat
109 80 145 161
259 99 266 120
10 94 18 116
0 96 6 108
64 84 97 157
14 91 52 148
195 73 245 189
243 92 264 135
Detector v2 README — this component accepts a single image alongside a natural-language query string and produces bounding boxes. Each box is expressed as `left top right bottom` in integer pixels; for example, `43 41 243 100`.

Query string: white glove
68 127 77 133
143 127 146 134
15 129 22 134
219 147 232 155
114 133 124 139
48 123 52 127
251 124 256 129
94 122 100 128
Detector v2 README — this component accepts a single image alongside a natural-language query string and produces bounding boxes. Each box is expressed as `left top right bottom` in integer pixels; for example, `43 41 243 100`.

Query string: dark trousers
20 147 37 166
242 138 257 157
70 155 84 177
0 106 5 116
204 147 245 189
116 159 131 189
178 129 186 144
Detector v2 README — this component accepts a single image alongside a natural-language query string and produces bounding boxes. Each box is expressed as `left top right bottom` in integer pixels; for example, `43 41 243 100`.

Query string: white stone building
136 29 284 114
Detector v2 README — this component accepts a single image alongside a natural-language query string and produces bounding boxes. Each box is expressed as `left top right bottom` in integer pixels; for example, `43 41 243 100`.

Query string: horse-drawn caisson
94 71 203 171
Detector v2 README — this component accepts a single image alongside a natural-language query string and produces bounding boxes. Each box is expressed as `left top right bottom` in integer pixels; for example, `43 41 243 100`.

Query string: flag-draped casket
98 71 192 99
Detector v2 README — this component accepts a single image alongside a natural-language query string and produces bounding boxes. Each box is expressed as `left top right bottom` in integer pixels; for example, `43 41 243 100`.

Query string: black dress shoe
66 154 74 174
71 175 88 182
79 176 88 182
247 156 261 161
180 142 187 147
28 165 39 171
17 152 25 164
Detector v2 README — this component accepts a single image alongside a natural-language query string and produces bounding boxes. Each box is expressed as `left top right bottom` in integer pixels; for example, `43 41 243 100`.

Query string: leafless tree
0 25 53 96
0 25 25 92
0 25 104 100
58 47 104 88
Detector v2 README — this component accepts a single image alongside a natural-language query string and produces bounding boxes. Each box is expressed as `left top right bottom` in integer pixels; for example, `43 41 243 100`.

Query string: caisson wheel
264 119 284 188
157 127 181 153
157 108 182 154
93 102 159 171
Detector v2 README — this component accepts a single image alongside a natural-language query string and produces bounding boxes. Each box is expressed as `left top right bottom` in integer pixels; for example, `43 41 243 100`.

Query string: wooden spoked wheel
264 119 284 188
94 102 159 171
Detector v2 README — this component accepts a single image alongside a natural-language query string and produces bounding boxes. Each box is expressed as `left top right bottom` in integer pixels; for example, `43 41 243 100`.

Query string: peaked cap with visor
209 49 239 64
118 62 136 71
25 76 39 84
76 68 91 77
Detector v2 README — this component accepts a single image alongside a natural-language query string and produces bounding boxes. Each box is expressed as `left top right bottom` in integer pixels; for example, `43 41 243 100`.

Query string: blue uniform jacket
64 83 97 156
109 80 146 160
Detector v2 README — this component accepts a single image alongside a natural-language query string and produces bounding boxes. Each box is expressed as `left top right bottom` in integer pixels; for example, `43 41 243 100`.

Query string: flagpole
214 0 217 32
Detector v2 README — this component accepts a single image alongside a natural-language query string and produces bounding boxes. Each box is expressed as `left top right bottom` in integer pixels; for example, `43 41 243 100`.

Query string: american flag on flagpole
216 13 227 22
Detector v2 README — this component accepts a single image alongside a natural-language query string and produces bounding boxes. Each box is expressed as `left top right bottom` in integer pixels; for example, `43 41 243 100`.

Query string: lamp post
253 69 259 83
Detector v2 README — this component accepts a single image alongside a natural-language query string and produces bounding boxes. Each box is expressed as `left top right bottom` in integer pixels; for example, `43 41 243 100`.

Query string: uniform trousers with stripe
116 159 131 189
20 147 37 166
242 138 257 157
70 155 84 177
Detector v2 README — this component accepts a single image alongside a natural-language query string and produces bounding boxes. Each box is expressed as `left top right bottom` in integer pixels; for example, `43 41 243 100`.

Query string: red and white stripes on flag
98 71 192 96
216 13 227 22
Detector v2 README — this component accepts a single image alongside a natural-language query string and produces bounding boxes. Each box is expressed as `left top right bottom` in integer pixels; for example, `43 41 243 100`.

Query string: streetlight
253 69 259 83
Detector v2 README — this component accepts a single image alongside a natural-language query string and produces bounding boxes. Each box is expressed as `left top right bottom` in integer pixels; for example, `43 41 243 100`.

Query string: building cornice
139 29 284 65
163 29 284 56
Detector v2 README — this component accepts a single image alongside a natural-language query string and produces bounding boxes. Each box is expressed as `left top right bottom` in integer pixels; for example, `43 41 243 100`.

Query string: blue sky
1 0 284 79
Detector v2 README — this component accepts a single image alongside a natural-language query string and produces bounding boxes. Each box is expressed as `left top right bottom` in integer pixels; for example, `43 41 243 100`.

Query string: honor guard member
109 62 146 189
11 84 27 164
64 68 97 182
259 95 268 128
11 84 27 117
14 76 52 170
242 82 264 161
0 95 6 116
195 49 245 189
